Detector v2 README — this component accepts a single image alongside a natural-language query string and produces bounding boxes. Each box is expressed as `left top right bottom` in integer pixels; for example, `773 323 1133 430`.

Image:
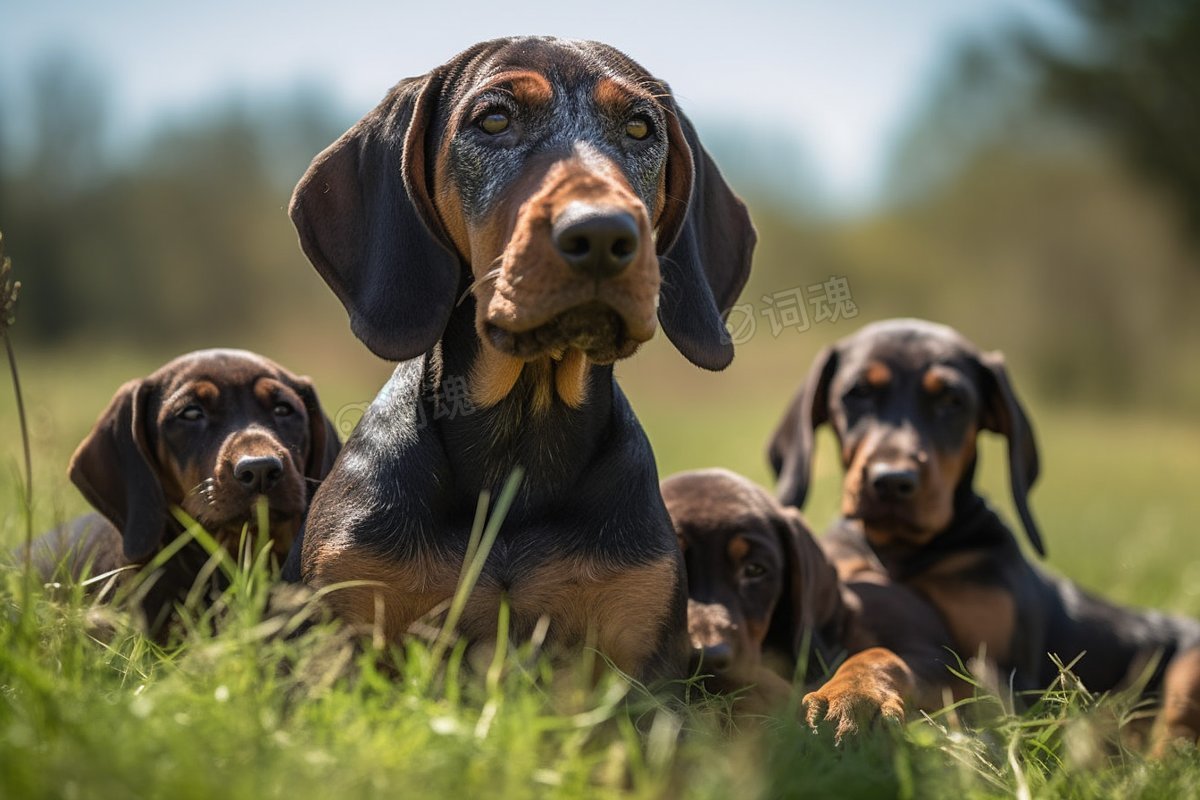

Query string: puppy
769 318 1200 753
26 349 339 633
663 468 958 737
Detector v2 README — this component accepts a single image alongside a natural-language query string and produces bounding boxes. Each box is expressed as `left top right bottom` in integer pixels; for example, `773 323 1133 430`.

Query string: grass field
3 330 1200 799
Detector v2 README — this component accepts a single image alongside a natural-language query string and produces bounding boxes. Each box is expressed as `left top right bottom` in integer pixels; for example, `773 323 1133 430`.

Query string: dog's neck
428 301 622 506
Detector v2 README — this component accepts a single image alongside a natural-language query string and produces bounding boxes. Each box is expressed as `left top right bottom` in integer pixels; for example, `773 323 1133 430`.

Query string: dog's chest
316 542 677 675
907 551 1017 667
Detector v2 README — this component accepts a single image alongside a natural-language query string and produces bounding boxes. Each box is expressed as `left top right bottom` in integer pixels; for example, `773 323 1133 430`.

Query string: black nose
552 204 639 279
869 463 919 501
234 455 284 494
692 643 734 673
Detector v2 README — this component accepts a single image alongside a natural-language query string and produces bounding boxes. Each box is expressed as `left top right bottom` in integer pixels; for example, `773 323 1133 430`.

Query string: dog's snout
552 204 639 279
234 455 284 494
868 463 919 502
693 642 734 673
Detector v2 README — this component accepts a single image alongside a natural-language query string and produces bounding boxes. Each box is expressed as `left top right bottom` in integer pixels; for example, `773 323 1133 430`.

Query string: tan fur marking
922 368 947 394
593 77 640 111
919 424 978 532
910 570 1015 665
726 535 749 562
1152 647 1200 757
433 176 471 261
311 547 676 677
514 555 676 676
491 70 554 107
841 428 883 519
310 550 467 642
469 346 526 408
865 362 892 387
554 348 590 408
833 556 883 584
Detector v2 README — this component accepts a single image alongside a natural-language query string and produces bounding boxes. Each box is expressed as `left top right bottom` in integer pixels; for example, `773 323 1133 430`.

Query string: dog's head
290 37 755 407
662 469 845 686
69 349 341 562
768 319 1043 555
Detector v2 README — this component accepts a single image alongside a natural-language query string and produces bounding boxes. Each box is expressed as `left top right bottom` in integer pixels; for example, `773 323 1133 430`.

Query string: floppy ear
289 73 461 362
292 377 342 493
655 99 756 371
768 345 839 509
68 379 166 563
978 350 1044 557
764 507 846 681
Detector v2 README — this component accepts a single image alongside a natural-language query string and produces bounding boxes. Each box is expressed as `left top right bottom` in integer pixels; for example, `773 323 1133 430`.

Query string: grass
4 334 1200 798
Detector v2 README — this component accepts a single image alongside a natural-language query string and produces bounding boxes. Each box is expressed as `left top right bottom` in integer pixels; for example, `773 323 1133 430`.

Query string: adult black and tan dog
28 349 340 633
768 318 1200 752
283 37 755 682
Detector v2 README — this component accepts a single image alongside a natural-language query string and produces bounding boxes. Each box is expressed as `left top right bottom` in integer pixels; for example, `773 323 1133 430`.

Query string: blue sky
1 0 1072 207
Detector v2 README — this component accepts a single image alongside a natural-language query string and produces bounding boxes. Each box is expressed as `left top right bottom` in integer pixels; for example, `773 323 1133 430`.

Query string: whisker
457 264 504 307
187 478 215 497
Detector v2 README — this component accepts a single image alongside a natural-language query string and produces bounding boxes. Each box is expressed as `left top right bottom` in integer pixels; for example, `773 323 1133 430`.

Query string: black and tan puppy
28 349 339 633
663 469 958 737
768 318 1200 752
283 37 754 682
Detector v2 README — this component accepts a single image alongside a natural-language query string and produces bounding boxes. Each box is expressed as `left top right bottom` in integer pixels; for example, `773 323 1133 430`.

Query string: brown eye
625 116 651 140
742 563 767 579
935 391 965 416
273 402 294 417
479 112 509 135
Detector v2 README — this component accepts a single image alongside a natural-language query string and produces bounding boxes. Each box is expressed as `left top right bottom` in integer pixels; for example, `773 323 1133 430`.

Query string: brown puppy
769 318 1200 754
285 38 754 683
663 469 958 738
28 349 339 633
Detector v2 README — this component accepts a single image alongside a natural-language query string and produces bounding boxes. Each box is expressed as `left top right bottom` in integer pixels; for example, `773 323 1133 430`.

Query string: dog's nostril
610 233 636 262
559 234 590 257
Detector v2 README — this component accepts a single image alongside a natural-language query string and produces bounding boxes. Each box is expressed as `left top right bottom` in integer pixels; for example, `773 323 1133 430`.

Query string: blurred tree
883 36 1050 207
1021 0 1200 239
27 51 110 196
0 56 349 348
872 10 1200 412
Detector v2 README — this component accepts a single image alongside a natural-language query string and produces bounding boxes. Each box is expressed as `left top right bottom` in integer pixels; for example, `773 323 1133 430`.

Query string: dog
663 468 959 737
283 37 755 683
768 318 1200 752
27 348 339 633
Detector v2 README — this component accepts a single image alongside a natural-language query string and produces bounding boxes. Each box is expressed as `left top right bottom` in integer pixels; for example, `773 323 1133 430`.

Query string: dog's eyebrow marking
164 380 220 410
254 376 297 405
922 367 954 394
594 76 655 111
727 535 750 562
479 70 554 107
865 361 892 387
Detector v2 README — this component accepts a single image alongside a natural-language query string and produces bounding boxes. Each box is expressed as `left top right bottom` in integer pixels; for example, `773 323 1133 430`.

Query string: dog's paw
802 676 905 743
